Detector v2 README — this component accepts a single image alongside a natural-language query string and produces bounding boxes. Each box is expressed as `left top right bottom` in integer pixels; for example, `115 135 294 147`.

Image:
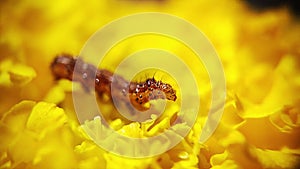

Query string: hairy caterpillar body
51 54 177 111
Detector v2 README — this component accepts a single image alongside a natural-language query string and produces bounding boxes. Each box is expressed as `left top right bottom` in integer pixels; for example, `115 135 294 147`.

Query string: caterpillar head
129 78 177 111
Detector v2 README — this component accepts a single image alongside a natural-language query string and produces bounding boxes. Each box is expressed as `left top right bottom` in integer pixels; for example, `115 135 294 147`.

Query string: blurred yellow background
1 0 300 168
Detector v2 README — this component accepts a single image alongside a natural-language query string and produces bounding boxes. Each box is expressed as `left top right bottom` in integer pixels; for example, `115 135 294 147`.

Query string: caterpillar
51 54 177 111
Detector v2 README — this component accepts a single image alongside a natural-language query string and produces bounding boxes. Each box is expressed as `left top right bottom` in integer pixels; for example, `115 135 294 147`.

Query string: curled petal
269 103 300 133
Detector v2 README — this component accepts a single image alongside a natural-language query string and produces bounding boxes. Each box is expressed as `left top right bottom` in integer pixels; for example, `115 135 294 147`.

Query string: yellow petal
0 151 11 169
0 100 36 151
210 150 228 166
211 160 241 169
26 102 67 139
74 141 106 169
119 122 143 138
104 153 153 169
269 103 300 133
43 85 66 104
220 92 244 128
8 63 36 86
0 59 13 87
8 130 38 164
171 152 199 169
249 146 300 169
